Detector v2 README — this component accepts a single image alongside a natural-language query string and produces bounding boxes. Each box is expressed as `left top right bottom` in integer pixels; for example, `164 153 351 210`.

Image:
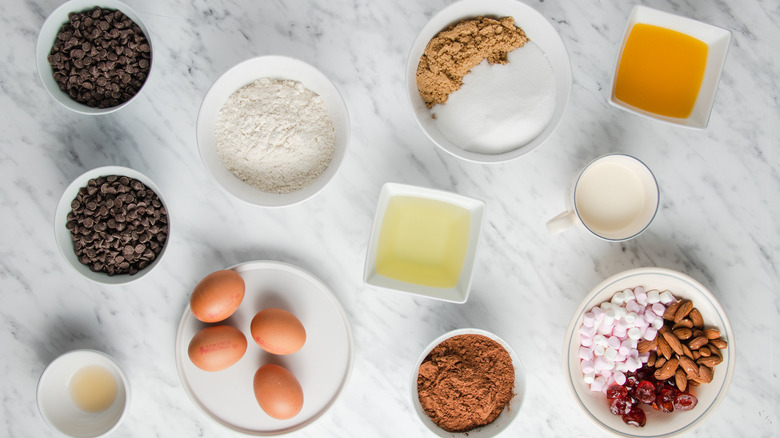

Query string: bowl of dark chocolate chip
411 328 526 437
54 166 170 284
36 0 153 114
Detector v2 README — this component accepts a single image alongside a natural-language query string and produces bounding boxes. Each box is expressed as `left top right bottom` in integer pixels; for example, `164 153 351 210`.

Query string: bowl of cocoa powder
54 166 170 285
36 0 153 114
411 328 526 436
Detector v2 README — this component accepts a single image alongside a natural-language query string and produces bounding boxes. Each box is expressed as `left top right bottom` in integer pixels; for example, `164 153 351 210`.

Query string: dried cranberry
658 387 678 404
609 395 633 415
625 375 638 389
622 405 647 427
674 393 699 411
606 384 628 400
635 381 656 404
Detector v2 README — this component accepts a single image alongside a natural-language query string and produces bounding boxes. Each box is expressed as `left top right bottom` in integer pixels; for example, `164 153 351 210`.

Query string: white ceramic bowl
410 328 526 437
563 267 735 437
406 0 572 163
37 350 130 438
196 56 350 207
608 5 731 129
364 183 485 303
36 0 154 115
54 165 170 285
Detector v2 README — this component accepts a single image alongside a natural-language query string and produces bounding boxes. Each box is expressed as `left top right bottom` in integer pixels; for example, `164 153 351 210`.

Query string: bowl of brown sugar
411 328 526 437
406 0 571 163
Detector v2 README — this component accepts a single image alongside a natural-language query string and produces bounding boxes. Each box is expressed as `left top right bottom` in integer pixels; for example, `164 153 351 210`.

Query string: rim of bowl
37 349 131 438
53 165 170 285
195 55 350 207
410 328 526 437
36 0 154 115
405 0 572 163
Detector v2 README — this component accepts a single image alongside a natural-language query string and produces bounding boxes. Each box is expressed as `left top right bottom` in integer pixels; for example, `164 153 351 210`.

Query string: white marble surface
1 0 777 436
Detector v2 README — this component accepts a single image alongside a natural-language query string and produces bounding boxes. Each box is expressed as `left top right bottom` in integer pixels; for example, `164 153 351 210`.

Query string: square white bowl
363 183 485 303
608 5 731 129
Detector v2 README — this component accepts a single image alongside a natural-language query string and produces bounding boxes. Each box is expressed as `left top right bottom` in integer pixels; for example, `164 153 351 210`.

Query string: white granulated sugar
215 77 336 194
431 41 557 155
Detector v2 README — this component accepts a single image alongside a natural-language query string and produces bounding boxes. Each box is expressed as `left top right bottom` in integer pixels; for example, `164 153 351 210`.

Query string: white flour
215 78 336 194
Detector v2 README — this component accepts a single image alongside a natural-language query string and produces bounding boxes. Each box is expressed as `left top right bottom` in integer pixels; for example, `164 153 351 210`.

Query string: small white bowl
363 183 485 304
36 0 154 115
54 166 170 285
406 0 572 163
196 56 350 207
563 267 735 437
608 5 731 129
410 328 526 437
37 350 130 438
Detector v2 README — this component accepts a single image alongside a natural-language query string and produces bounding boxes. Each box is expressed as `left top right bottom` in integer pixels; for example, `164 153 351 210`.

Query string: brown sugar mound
416 16 528 108
417 334 515 433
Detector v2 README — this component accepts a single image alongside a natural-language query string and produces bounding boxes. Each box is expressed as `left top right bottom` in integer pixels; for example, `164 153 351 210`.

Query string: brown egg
250 308 306 355
188 325 247 372
190 270 245 323
253 364 303 420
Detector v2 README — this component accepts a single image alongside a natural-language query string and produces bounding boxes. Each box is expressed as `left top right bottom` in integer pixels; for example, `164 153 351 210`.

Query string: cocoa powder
416 16 528 108
417 334 515 432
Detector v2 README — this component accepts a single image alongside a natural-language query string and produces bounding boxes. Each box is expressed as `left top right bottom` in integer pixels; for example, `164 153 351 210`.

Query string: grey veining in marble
0 0 778 436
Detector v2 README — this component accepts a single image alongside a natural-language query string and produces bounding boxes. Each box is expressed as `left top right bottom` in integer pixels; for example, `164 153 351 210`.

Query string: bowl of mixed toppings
563 267 735 437
410 328 526 437
196 56 350 207
406 0 571 163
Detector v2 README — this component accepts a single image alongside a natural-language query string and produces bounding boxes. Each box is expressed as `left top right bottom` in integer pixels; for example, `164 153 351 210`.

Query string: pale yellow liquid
575 162 645 235
69 365 118 413
376 196 471 288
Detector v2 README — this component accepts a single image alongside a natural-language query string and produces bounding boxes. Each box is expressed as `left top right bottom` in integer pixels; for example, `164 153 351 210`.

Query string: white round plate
563 267 735 437
175 261 353 435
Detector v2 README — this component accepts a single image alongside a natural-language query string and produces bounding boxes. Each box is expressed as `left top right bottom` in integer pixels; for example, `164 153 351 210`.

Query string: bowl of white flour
197 56 350 206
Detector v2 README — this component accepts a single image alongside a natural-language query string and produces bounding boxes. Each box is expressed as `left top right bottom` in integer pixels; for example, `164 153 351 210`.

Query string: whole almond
654 357 679 380
657 335 673 359
698 365 713 383
688 379 700 387
692 329 704 338
673 327 693 340
678 355 699 378
660 326 684 355
689 336 709 350
675 369 688 392
638 338 656 354
688 308 704 328
703 328 721 340
697 356 722 367
710 338 728 349
674 300 694 323
692 350 701 360
708 344 722 358
647 351 657 367
672 319 693 330
699 346 711 357
655 356 667 368
664 300 683 321
682 344 694 359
